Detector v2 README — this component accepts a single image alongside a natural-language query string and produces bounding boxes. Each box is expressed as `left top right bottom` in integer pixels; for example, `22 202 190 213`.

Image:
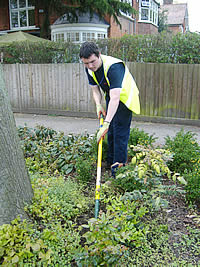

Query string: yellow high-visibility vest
88 54 140 114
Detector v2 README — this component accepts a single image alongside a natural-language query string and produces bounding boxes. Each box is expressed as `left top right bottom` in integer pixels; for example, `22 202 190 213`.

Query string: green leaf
31 243 40 252
177 176 187 185
12 255 19 263
155 197 161 208
81 224 89 228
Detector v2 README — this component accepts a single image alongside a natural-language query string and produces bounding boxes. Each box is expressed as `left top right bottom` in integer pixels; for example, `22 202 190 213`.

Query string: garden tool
94 114 104 219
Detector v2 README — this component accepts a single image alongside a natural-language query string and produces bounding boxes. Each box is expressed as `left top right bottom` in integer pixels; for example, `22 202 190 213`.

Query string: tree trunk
0 65 33 225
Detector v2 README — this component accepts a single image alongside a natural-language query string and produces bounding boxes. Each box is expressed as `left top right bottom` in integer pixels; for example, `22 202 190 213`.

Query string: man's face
81 54 102 72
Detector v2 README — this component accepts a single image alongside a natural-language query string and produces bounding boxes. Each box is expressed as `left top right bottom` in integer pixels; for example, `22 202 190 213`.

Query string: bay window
139 0 159 26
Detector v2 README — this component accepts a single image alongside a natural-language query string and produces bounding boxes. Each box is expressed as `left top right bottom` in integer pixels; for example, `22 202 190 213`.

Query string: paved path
14 113 200 146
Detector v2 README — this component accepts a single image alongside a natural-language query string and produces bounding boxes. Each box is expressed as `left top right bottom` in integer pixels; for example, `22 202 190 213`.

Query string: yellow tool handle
94 115 104 218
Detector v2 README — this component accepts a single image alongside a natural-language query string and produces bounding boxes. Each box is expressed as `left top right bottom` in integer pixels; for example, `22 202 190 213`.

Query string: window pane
56 33 64 42
75 32 79 41
71 33 75 42
141 0 149 7
141 8 149 20
150 9 153 21
67 33 70 42
10 0 17 9
11 11 19 27
82 33 86 42
98 33 106 39
28 9 35 26
19 10 27 27
19 0 26 8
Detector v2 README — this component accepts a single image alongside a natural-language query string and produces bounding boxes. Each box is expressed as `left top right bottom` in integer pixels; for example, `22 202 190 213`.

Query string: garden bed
0 125 200 266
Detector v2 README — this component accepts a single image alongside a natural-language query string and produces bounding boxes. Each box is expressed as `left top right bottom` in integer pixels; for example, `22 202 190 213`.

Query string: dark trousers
106 101 132 165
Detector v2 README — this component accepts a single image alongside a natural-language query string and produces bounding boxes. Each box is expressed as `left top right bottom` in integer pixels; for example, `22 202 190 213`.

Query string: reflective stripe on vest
88 55 140 114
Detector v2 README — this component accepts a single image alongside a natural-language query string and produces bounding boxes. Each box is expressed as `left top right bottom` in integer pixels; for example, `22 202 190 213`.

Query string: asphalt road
14 113 200 146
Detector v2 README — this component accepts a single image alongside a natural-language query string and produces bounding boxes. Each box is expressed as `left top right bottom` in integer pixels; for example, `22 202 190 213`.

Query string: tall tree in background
0 65 33 225
35 0 136 39
158 9 169 33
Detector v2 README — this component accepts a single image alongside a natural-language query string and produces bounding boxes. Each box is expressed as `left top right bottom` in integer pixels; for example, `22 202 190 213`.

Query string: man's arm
104 88 120 122
91 85 106 118
91 85 102 105
96 88 120 143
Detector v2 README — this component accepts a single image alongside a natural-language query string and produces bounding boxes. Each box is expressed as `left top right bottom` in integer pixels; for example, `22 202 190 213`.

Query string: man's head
79 41 100 59
79 41 102 72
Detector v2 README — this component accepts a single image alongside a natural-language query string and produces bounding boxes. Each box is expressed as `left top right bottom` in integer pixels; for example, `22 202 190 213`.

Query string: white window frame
139 0 159 26
51 24 108 43
120 0 133 19
9 0 35 30
53 31 107 43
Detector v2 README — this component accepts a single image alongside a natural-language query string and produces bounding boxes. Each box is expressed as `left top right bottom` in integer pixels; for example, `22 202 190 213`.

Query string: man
79 41 140 177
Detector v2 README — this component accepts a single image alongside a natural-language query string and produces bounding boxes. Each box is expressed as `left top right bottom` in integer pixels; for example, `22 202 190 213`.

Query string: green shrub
2 32 200 64
128 127 157 148
75 156 95 183
75 196 148 266
18 125 94 175
164 129 200 174
0 174 90 266
1 41 80 64
26 176 89 224
0 218 82 266
0 217 52 266
128 145 172 179
112 164 147 192
184 161 200 207
98 32 200 64
36 223 81 266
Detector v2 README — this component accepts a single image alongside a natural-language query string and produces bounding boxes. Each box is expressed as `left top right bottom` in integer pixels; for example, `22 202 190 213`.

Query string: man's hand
96 104 106 119
97 121 110 143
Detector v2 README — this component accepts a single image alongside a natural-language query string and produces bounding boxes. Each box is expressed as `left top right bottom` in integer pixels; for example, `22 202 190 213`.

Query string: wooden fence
2 63 200 122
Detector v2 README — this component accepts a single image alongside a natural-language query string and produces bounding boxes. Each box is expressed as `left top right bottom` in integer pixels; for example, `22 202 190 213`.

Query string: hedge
1 32 199 64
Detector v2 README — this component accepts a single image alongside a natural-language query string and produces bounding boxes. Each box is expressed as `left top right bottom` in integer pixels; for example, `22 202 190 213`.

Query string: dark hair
79 41 100 59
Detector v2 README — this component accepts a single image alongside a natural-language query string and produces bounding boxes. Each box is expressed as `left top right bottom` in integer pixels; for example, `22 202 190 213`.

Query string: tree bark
0 65 33 225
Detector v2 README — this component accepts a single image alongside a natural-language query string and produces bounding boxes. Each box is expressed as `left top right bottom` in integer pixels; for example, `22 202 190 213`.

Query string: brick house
160 0 189 33
0 0 160 41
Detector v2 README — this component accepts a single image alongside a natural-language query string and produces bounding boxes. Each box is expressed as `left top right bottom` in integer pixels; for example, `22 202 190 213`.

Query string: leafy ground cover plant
184 160 200 207
75 195 148 266
0 174 90 266
75 156 95 183
18 125 95 175
164 129 200 174
0 217 51 266
26 175 89 224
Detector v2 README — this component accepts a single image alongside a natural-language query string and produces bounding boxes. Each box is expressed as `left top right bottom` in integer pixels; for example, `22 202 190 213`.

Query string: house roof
161 3 187 25
53 11 109 26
